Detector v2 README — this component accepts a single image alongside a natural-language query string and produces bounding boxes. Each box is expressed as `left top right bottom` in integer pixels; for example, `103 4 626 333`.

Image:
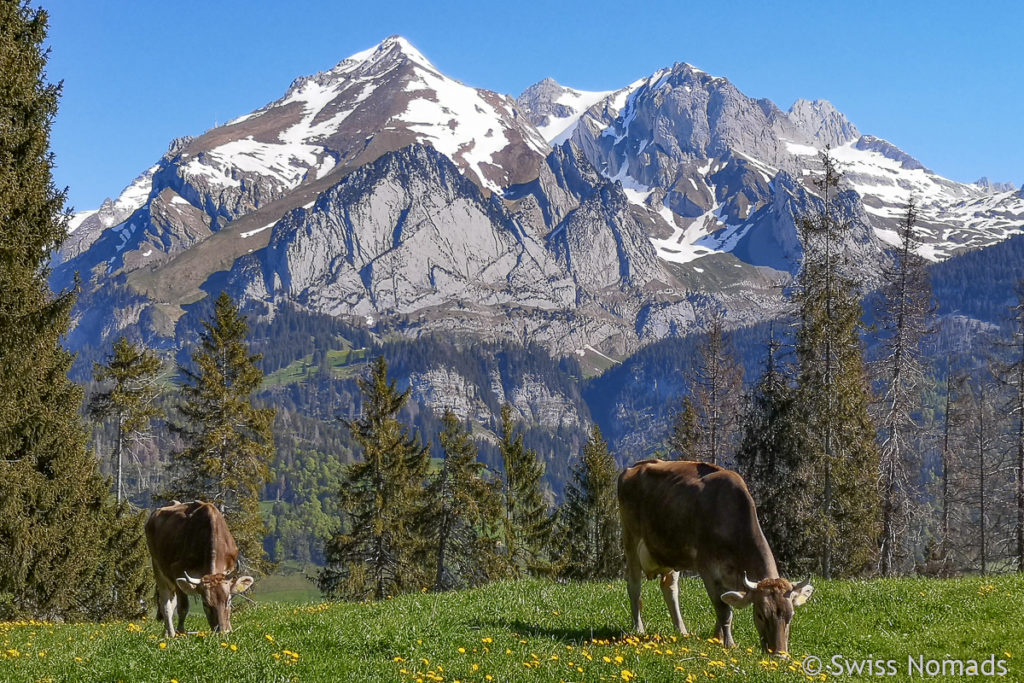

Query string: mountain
519 61 1024 266
57 37 1022 372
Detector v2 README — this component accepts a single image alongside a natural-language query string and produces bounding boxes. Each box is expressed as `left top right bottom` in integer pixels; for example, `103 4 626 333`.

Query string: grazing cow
145 501 254 637
617 459 813 654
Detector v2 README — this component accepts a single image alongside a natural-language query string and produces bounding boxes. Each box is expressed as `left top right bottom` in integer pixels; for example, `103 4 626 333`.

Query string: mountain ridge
56 35 1022 364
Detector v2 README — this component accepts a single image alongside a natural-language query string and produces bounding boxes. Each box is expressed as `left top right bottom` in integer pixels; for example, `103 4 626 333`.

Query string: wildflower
158 642 167 649
481 637 493 644
230 644 238 652
458 648 465 654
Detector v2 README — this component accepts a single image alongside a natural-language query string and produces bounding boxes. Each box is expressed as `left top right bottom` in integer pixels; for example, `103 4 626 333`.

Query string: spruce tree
735 332 811 575
557 425 622 580
89 336 164 504
419 410 502 591
0 2 147 619
873 199 934 575
793 151 880 577
168 292 275 574
318 356 429 599
498 404 552 577
667 395 699 460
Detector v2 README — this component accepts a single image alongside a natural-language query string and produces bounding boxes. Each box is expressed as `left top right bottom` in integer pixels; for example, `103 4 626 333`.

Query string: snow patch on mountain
542 88 615 144
401 63 546 192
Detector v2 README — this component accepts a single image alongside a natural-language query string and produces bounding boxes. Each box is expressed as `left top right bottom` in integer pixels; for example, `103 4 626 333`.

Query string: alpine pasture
2 575 1021 682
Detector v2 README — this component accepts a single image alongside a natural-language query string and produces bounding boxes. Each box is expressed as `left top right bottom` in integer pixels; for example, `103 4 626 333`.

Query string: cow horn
742 573 759 591
791 576 811 591
183 571 202 586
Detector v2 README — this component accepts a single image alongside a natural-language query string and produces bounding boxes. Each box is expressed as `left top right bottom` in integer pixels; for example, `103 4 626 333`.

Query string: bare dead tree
674 310 744 466
873 199 935 575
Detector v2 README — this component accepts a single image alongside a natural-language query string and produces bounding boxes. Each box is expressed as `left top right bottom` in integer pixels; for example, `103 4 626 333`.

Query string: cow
617 459 813 655
145 501 254 637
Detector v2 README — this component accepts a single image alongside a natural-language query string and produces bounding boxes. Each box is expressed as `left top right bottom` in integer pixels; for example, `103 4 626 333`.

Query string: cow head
175 571 254 633
721 574 813 655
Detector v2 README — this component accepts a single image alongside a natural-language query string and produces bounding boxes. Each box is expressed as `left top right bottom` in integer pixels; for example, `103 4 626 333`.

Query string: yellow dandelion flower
230 644 238 652
158 642 167 649
481 637 492 643
472 663 479 671
458 648 465 654
265 634 275 642
615 655 624 663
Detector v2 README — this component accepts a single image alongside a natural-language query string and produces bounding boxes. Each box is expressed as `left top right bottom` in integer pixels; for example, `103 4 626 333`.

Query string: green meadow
1 575 1021 682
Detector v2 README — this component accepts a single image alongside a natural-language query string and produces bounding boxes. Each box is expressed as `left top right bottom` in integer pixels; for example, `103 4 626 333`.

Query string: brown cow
617 459 813 655
145 501 254 637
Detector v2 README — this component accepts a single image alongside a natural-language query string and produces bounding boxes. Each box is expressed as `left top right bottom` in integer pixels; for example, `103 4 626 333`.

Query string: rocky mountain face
56 36 1022 422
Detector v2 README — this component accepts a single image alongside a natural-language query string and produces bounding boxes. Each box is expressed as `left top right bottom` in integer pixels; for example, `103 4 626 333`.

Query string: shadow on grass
474 618 623 643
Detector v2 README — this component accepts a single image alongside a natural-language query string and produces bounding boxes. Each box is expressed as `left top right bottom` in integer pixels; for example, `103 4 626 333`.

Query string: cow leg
624 545 645 634
702 577 735 647
175 587 190 634
157 585 178 638
659 571 687 634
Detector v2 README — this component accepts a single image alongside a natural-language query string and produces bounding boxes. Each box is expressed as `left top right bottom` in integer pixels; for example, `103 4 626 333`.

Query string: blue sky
45 0 1023 212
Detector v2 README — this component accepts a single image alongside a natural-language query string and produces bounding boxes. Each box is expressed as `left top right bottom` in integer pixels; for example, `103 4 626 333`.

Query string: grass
1 574 1021 682
262 348 367 387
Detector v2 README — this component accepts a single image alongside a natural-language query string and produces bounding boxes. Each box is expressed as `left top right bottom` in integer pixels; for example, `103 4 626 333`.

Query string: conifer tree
0 2 147 619
168 292 275 574
667 395 699 460
735 332 811 575
89 337 164 504
498 404 552 577
318 356 429 599
420 410 502 591
793 151 880 577
557 425 622 580
874 199 934 575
